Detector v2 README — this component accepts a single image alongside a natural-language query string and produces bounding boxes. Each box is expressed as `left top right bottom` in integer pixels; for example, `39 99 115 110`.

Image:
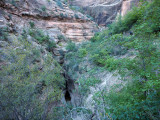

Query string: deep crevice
65 90 71 101
60 54 74 102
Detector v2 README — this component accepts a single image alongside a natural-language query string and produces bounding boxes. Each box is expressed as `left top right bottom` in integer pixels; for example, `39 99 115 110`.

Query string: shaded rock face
0 0 97 42
70 0 139 26
121 0 139 16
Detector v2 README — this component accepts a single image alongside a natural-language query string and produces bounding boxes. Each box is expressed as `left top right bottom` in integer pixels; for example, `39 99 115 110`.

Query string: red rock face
0 0 98 42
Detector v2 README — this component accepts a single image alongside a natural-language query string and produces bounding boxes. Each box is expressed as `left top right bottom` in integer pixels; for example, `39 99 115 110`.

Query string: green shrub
32 48 41 58
29 21 35 28
104 57 119 71
47 41 57 51
78 48 87 58
78 77 101 94
133 0 160 34
29 29 50 44
109 0 160 35
74 14 79 19
0 27 8 41
109 5 142 34
90 33 100 42
65 1 160 119
41 5 46 12
35 34 49 44
107 34 129 55
91 49 109 66
60 13 64 18
57 35 66 41
105 79 160 120
0 42 65 119
66 41 77 52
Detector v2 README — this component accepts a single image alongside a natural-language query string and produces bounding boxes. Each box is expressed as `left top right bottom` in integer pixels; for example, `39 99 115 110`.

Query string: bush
63 1 160 119
104 57 119 71
0 27 8 41
90 33 100 42
107 34 129 55
78 48 87 58
109 0 160 35
66 41 77 52
29 29 50 44
109 6 142 34
47 41 56 51
0 41 65 119
57 35 66 41
60 13 64 18
74 14 79 19
41 5 46 12
29 21 35 28
35 33 49 44
78 77 101 95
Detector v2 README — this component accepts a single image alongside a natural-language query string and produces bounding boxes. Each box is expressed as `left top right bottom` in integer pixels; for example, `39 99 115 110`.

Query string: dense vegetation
0 0 159 119
65 0 160 119
0 26 65 119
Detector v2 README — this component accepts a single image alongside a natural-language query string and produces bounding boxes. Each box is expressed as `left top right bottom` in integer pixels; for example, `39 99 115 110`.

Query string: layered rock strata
0 0 97 42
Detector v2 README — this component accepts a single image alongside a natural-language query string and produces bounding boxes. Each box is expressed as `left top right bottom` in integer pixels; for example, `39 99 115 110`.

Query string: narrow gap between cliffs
59 51 74 102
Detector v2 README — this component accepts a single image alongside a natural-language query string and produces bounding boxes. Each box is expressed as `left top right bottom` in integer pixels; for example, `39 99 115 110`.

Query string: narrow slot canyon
59 54 74 103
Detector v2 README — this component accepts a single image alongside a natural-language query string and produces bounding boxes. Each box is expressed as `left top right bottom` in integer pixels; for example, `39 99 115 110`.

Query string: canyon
2 0 159 120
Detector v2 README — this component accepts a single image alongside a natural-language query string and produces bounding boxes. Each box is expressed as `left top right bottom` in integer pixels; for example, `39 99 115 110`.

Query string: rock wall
0 0 97 42
121 0 139 16
70 0 139 26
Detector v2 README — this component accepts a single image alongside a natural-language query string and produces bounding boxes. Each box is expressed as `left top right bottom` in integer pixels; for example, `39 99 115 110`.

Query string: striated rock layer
70 0 139 26
0 0 98 42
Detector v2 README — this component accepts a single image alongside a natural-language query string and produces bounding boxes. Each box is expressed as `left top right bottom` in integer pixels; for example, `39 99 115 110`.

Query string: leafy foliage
57 34 66 41
109 0 160 34
41 5 46 12
78 48 87 58
28 27 57 51
29 21 35 28
47 41 57 52
74 14 79 19
0 30 64 119
66 41 77 52
0 27 9 41
90 1 160 119
29 29 50 44
64 0 160 119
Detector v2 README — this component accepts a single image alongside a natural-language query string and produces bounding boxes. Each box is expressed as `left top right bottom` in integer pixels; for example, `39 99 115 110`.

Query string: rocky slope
0 0 98 42
0 0 98 119
70 0 139 26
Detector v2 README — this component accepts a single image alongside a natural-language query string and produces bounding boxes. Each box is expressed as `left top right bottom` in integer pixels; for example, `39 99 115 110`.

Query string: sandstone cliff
70 0 139 26
0 0 98 42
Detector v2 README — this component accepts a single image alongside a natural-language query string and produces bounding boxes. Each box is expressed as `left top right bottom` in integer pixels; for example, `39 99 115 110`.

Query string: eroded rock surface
0 0 97 42
70 0 139 26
